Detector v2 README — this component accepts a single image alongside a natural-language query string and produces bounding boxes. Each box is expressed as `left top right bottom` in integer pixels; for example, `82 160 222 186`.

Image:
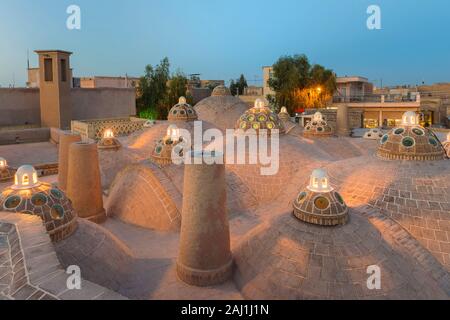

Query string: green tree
230 79 238 96
137 57 170 120
268 54 336 114
229 74 248 96
237 74 248 95
165 70 191 115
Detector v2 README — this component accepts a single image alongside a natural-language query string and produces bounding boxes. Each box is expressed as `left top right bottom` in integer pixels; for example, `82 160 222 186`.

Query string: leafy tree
230 79 238 96
237 74 248 95
229 74 248 96
137 57 170 120
165 70 191 115
268 54 336 114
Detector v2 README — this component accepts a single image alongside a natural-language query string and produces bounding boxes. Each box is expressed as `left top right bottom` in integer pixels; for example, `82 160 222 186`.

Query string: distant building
334 76 374 102
262 66 275 98
1 50 136 130
244 86 263 96
28 66 139 89
73 76 140 89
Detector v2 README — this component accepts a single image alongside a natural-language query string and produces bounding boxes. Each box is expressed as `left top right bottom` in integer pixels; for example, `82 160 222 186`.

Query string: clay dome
194 87 249 131
303 112 333 137
443 132 450 158
326 155 450 268
235 99 285 135
0 157 15 183
0 165 77 242
98 128 122 150
234 211 450 299
377 112 445 161
211 85 231 97
167 97 198 122
293 169 348 226
150 124 185 166
278 107 291 122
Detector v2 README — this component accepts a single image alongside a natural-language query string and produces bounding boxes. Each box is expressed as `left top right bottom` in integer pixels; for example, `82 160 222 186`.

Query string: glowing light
254 99 265 109
103 129 115 139
167 124 180 141
179 96 187 104
313 112 324 121
12 165 40 190
307 168 333 192
317 87 322 93
0 157 7 170
401 111 419 126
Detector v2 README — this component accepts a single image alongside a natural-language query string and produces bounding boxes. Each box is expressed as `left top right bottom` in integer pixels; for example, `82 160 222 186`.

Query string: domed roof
303 112 333 137
293 169 348 226
211 85 231 97
167 97 198 122
236 99 285 135
1 165 77 242
278 107 291 122
377 112 445 161
444 132 450 157
0 157 14 183
98 128 122 150
150 125 185 166
234 211 450 299
194 87 249 131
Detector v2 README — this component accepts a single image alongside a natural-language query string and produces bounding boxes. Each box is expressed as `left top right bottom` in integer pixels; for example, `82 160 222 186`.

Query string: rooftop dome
234 211 450 299
211 85 231 97
236 99 285 135
377 112 445 161
303 112 333 137
1 165 77 242
167 97 198 122
293 169 348 226
194 87 249 131
98 128 122 150
150 124 185 166
0 157 14 183
444 132 450 157
278 107 291 122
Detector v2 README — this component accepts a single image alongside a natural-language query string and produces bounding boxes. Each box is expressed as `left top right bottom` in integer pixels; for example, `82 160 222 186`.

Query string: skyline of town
1 0 450 88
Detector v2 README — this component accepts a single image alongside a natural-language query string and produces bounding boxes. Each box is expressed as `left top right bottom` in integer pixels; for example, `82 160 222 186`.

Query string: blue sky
0 0 449 87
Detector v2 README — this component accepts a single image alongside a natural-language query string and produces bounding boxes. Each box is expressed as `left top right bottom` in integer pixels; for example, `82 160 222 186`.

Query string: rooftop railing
333 94 420 104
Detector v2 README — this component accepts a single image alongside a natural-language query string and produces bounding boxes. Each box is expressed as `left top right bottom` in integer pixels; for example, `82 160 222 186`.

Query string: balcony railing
333 94 420 104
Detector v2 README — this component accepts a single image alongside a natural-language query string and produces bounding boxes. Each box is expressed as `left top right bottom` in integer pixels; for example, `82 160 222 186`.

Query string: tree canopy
267 54 336 114
230 74 248 96
136 58 191 120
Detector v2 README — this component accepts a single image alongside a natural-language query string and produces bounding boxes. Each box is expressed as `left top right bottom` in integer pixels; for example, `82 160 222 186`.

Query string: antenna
27 49 30 69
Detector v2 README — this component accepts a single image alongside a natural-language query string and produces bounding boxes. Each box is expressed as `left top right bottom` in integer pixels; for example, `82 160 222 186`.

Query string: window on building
44 58 53 82
60 59 67 82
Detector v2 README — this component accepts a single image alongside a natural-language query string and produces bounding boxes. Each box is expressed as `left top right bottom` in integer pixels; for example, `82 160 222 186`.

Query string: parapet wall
71 88 136 120
305 108 363 129
0 88 41 126
0 88 136 127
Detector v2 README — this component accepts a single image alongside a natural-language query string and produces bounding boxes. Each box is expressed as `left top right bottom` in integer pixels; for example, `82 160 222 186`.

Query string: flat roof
336 76 369 83
34 50 73 55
